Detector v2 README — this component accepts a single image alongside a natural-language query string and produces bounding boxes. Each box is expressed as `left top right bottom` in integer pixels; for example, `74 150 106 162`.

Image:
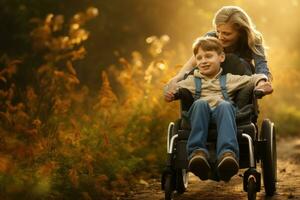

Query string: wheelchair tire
164 174 174 200
247 177 257 200
176 169 188 194
260 119 277 196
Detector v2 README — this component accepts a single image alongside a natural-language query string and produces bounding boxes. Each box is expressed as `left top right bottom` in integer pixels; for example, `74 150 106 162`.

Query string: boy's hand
254 80 273 95
164 84 178 102
164 90 175 102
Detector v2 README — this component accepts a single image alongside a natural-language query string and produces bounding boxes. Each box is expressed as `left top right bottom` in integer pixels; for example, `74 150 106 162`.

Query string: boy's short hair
193 36 224 56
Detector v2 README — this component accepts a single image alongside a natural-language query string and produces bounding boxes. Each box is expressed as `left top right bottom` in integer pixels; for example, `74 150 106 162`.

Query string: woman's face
216 23 240 48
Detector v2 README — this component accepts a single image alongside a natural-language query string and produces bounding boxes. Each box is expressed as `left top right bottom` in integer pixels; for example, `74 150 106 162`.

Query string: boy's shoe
217 152 239 182
188 150 211 180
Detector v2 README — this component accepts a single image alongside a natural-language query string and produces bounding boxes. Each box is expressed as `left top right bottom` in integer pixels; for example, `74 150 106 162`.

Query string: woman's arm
168 56 196 84
164 56 196 101
253 46 272 80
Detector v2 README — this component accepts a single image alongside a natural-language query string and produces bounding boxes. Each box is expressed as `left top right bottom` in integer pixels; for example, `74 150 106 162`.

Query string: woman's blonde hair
213 6 264 56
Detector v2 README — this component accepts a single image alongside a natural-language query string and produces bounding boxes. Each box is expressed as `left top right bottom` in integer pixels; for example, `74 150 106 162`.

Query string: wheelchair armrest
235 84 254 109
175 88 194 111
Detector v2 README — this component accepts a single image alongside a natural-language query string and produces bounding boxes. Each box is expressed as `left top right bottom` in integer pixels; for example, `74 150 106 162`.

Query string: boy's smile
195 48 225 78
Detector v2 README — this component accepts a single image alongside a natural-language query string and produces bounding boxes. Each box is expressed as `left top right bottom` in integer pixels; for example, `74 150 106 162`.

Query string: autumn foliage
1 3 300 200
0 7 180 199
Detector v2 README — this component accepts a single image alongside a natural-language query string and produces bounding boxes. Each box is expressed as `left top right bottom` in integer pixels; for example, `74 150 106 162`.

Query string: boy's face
195 47 225 78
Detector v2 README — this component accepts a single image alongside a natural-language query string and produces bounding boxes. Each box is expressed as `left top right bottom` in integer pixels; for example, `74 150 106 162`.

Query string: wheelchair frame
161 92 277 200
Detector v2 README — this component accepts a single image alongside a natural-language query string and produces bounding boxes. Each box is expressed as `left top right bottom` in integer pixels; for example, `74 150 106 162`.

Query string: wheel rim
167 122 174 153
182 169 189 189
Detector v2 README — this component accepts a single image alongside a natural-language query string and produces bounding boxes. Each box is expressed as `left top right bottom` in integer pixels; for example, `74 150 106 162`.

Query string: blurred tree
0 0 216 89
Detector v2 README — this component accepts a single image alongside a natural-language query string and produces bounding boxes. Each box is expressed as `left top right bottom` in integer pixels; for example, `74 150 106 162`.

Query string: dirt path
123 137 300 200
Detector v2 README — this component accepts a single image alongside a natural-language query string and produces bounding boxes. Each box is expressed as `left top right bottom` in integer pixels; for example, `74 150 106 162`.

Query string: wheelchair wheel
176 169 188 194
260 119 277 196
164 174 174 200
247 177 257 200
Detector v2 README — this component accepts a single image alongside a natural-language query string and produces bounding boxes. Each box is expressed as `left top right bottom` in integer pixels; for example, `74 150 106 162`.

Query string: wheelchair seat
175 87 258 169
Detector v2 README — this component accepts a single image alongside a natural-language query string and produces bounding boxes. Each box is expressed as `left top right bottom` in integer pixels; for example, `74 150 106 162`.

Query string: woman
166 6 271 100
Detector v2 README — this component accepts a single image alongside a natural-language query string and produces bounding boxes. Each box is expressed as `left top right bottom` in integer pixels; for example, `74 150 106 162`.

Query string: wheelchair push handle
253 81 273 99
253 89 265 99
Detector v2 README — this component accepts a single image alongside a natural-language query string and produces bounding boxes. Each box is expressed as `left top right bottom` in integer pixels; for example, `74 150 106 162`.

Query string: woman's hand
167 76 180 91
254 80 273 95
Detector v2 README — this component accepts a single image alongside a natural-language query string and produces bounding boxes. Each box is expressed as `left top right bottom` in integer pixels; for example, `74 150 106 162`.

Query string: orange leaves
54 69 80 86
70 46 86 61
69 28 89 45
0 5 183 198
66 61 77 76
144 60 168 84
71 7 99 25
0 154 12 173
37 161 58 177
146 35 170 57
97 174 109 183
26 87 38 103
68 7 98 46
94 71 118 110
54 98 71 114
0 58 20 91
52 15 64 32
31 7 95 62
82 152 94 176
0 59 20 78
86 7 99 19
69 168 79 188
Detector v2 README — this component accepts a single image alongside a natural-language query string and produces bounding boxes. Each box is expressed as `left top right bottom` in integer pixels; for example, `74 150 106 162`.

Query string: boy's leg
187 99 211 158
187 99 211 180
212 101 239 181
213 100 239 159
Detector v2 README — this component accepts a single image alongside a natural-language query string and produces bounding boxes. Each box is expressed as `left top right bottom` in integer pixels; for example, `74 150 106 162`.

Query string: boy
164 37 273 182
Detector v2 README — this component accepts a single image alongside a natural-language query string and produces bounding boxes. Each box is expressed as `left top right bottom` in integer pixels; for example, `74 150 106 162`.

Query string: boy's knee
194 99 209 108
217 101 233 109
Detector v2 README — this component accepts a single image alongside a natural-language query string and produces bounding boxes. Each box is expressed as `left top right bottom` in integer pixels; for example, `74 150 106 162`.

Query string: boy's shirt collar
194 68 223 80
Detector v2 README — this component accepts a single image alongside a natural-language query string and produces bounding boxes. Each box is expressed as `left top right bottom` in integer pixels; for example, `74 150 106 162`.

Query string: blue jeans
187 99 239 161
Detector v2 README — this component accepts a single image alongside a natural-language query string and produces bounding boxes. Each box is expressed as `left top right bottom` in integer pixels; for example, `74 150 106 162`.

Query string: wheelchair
161 54 277 200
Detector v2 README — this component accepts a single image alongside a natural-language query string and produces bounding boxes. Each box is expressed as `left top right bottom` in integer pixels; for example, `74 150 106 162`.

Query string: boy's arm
164 75 195 102
228 74 272 95
166 56 196 91
248 74 273 95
